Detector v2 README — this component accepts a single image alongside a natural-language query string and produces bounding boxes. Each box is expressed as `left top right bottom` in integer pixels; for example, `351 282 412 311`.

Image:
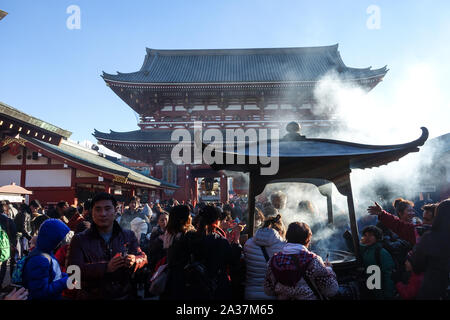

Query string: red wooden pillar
131 187 136 197
184 166 190 202
220 174 228 204
192 177 198 206
20 147 26 187
71 168 78 205
105 182 111 194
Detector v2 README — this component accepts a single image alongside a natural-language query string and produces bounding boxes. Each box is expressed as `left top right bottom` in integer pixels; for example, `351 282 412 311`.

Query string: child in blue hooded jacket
22 219 70 300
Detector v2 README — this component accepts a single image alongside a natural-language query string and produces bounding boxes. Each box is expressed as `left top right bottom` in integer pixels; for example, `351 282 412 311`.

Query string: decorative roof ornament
0 10 7 21
284 121 306 141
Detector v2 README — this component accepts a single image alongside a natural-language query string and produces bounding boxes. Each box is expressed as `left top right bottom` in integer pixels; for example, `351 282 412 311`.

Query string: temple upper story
101 44 387 131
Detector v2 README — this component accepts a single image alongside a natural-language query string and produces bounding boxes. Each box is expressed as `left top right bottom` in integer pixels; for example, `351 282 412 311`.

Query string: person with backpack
244 214 286 299
186 205 241 300
21 218 71 300
359 226 396 300
264 222 338 300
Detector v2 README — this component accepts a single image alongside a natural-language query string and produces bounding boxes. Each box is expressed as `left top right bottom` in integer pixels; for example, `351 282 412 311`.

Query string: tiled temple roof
102 44 387 84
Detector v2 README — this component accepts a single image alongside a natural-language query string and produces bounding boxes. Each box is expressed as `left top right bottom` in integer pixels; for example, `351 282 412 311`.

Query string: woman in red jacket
368 198 419 246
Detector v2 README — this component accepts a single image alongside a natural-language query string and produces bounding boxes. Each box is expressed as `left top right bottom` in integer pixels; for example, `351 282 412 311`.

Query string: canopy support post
345 176 360 262
318 183 333 224
326 194 333 225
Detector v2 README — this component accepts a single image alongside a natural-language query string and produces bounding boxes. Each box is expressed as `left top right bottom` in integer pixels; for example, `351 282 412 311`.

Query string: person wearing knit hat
22 219 70 299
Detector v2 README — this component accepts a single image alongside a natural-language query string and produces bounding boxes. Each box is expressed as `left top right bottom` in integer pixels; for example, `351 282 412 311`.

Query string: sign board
0 194 25 203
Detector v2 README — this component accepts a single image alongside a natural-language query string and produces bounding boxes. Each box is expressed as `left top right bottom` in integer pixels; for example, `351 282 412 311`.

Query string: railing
139 119 340 130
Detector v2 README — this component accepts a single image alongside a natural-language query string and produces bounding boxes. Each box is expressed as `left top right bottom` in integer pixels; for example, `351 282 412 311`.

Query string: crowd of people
0 190 449 300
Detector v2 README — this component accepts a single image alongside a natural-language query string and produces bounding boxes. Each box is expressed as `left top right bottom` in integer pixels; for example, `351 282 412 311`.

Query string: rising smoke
255 62 449 252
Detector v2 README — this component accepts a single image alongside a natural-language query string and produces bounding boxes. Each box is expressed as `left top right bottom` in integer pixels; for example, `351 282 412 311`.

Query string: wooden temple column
220 173 228 204
192 177 198 206
326 194 333 225
184 166 190 202
20 147 26 187
104 182 111 194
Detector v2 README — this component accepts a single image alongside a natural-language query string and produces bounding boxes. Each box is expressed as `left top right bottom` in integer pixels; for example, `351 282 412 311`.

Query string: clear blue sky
1 0 449 144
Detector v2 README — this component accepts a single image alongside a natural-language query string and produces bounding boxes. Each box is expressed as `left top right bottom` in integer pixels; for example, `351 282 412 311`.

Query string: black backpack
184 253 218 299
184 234 221 299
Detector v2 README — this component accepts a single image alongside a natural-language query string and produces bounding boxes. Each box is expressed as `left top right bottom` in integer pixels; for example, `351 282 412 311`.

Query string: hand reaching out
367 202 383 216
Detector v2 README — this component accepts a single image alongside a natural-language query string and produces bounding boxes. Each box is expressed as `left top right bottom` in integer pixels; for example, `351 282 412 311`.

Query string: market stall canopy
0 183 32 203
0 183 33 195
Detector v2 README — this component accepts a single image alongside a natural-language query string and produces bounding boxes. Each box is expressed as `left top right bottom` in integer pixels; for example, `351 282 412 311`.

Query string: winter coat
190 228 241 300
0 213 17 252
14 211 32 241
160 230 197 300
162 228 241 300
22 219 70 300
360 242 396 300
147 226 166 272
409 205 450 300
378 210 419 246
264 243 338 300
67 220 148 300
244 227 285 299
396 272 424 300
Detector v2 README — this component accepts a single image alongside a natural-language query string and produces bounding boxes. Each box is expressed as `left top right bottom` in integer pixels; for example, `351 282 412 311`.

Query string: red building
0 101 177 205
95 44 387 203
